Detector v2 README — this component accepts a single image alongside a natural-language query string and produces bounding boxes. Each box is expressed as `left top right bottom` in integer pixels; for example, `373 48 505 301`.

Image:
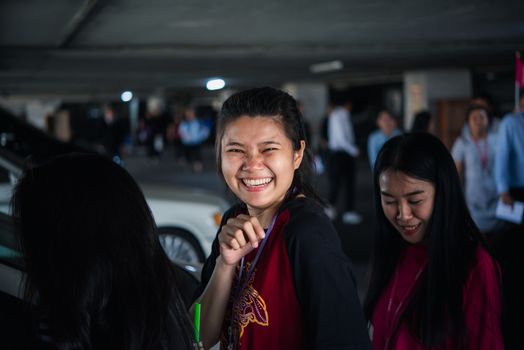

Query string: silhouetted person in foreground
11 153 194 350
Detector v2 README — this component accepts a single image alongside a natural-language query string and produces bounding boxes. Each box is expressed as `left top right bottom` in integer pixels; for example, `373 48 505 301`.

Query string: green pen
194 303 201 344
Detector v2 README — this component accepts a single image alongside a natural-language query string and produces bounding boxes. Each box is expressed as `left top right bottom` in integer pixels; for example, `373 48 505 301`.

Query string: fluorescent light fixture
206 78 225 91
120 91 133 102
309 60 344 74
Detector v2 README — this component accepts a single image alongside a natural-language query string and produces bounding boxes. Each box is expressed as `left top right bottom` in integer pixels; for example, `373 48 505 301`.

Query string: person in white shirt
326 98 362 224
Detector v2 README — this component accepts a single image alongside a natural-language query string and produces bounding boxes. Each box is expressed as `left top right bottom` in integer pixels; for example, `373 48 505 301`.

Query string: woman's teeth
243 178 272 186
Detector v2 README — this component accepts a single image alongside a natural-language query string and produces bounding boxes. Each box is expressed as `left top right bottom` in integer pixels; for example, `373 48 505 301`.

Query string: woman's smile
240 177 274 191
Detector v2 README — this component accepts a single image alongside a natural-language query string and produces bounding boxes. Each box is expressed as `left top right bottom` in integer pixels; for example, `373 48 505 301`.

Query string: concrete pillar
403 70 472 130
282 82 329 148
129 97 140 145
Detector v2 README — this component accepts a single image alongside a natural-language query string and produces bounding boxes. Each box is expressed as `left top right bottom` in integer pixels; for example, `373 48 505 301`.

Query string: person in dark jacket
193 87 371 350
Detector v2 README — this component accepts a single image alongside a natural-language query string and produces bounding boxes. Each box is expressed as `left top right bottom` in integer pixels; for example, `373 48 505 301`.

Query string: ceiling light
120 91 133 102
206 78 225 91
309 60 344 74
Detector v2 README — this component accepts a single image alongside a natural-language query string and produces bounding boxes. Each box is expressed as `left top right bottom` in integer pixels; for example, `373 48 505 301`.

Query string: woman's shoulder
368 129 383 140
279 197 351 268
467 246 500 284
451 136 469 161
451 135 469 153
454 134 470 146
500 112 523 130
473 246 497 269
282 197 328 223
280 197 338 243
463 246 502 307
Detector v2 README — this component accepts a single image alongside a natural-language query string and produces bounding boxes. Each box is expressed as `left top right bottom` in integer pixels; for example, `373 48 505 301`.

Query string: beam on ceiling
56 0 105 48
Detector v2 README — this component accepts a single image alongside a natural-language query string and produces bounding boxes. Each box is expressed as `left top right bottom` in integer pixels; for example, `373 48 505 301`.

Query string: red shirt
222 208 305 350
197 198 371 350
372 245 504 349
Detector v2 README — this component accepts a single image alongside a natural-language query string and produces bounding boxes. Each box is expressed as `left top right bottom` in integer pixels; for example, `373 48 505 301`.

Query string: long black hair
11 153 193 350
363 133 489 348
215 86 323 204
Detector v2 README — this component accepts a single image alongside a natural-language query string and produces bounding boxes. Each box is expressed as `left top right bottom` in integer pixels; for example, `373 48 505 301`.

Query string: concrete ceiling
1 0 523 99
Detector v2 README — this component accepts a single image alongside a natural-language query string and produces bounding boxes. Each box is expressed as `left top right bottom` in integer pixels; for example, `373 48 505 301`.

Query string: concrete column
129 97 140 145
282 82 329 148
403 70 472 130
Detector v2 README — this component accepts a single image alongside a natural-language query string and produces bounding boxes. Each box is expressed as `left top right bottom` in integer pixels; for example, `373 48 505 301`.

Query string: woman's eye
383 200 396 205
408 200 422 205
226 148 243 153
263 148 277 153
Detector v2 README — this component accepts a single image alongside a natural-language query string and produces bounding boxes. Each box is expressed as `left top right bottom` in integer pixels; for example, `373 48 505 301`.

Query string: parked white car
143 184 228 263
0 148 229 265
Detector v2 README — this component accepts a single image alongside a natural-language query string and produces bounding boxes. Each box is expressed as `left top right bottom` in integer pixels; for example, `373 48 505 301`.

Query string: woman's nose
396 203 413 221
243 151 263 170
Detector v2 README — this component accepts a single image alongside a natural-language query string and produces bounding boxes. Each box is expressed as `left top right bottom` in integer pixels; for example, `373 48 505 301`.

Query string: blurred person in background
451 105 501 234
165 107 185 163
410 110 435 134
326 97 362 224
101 103 129 166
313 104 333 176
178 106 210 173
495 91 524 210
367 109 402 170
491 90 524 349
144 98 169 161
11 153 194 350
471 93 501 133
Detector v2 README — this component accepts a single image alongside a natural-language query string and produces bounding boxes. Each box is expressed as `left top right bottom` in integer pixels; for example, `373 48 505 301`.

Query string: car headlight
213 212 222 227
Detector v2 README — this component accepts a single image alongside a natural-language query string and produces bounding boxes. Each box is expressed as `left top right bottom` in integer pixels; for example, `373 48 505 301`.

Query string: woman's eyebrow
405 190 424 196
259 141 281 146
380 190 424 197
224 141 243 147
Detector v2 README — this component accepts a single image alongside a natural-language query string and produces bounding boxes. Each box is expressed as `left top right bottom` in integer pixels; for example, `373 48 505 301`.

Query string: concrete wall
282 82 328 148
403 69 472 130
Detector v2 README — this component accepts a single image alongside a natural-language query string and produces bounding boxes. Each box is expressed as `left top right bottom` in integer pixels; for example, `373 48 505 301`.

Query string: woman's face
379 169 435 244
467 109 489 137
220 116 304 216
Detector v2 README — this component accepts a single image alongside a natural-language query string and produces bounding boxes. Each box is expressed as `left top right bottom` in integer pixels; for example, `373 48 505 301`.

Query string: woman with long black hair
11 153 194 350
364 133 503 349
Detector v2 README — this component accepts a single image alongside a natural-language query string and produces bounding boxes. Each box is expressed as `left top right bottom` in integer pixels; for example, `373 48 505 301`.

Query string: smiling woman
192 87 371 350
364 133 504 349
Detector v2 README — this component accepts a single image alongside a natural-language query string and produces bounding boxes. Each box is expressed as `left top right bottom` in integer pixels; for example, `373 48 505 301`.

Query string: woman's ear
293 140 306 169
